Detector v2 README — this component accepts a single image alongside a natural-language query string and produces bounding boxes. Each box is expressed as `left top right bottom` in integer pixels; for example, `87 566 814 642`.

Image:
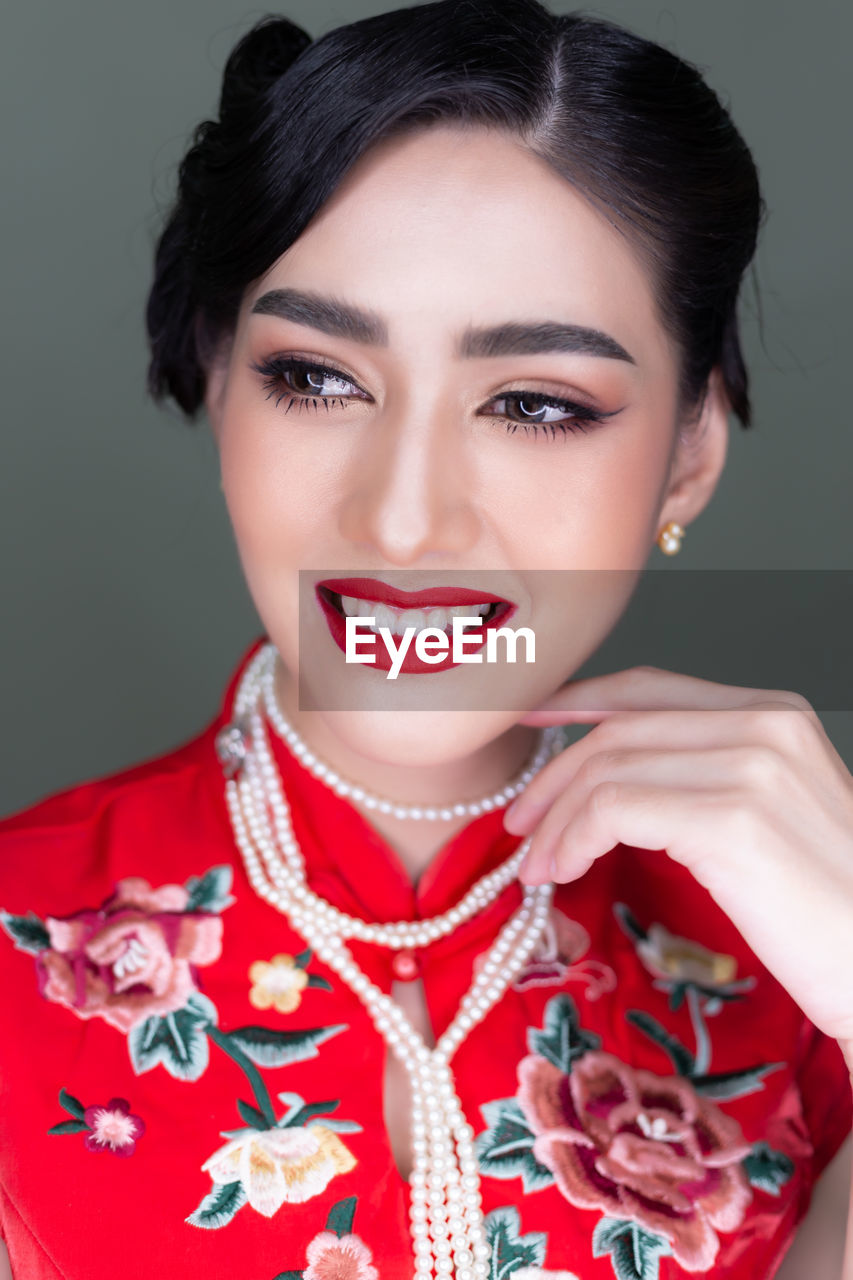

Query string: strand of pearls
259 643 564 820
219 643 556 1279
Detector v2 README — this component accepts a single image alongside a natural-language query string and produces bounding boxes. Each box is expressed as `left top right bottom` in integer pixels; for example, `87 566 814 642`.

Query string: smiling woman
1 1 852 1279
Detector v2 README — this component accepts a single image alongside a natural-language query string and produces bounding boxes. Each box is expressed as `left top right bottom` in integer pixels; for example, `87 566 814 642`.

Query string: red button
391 948 420 981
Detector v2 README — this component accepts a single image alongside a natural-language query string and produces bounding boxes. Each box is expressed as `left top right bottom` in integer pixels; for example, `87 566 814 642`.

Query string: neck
272 658 540 883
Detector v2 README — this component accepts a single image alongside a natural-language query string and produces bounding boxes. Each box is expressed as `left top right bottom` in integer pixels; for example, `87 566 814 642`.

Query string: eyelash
250 355 615 439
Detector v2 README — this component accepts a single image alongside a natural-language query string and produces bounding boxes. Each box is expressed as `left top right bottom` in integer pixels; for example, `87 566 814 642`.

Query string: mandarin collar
213 634 528 928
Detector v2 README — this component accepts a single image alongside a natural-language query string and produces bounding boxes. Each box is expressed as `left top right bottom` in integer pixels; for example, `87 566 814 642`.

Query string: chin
313 705 521 770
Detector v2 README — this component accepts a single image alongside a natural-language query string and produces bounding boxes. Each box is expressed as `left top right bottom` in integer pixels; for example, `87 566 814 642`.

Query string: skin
203 122 728 874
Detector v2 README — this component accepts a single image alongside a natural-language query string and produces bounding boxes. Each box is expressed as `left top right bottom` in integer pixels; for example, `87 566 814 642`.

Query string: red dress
0 633 849 1280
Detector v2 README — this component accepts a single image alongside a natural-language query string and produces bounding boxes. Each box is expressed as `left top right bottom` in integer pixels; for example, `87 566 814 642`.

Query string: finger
519 781 750 891
516 742 795 881
506 700 810 834
516 664 811 725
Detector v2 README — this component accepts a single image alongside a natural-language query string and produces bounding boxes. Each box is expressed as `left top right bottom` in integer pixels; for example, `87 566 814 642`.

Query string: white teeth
338 594 493 636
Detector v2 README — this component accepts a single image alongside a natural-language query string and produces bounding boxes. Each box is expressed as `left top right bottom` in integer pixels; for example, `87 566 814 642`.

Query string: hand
505 665 853 1048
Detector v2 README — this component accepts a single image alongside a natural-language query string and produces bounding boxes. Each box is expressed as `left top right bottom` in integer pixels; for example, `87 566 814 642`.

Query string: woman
0 1 850 1277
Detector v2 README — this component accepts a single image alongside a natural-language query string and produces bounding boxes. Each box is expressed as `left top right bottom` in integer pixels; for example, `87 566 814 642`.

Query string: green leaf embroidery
667 982 688 1012
625 1009 695 1076
475 1099 554 1193
281 1100 342 1129
484 1205 547 1279
315 1118 362 1134
527 993 601 1073
0 909 50 953
225 1023 347 1068
592 1216 673 1280
184 865 235 914
47 1119 90 1135
271 1272 304 1280
690 1062 785 1101
325 1195 357 1237
306 974 334 991
742 1141 795 1195
274 1092 362 1135
612 901 648 944
58 1088 86 1120
293 949 312 968
237 1099 270 1130
129 991 218 1081
186 1179 247 1229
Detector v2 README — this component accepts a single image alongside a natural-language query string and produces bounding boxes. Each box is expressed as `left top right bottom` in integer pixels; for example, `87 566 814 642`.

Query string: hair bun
218 17 312 119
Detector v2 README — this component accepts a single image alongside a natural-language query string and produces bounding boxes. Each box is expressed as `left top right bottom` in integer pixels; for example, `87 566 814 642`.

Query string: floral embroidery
271 1196 378 1280
47 1087 145 1157
477 993 796 1280
303 1228 378 1280
188 1091 361 1228
520 1049 752 1272
1 866 233 1037
249 949 333 1015
614 902 761 1078
202 1122 356 1216
475 905 617 999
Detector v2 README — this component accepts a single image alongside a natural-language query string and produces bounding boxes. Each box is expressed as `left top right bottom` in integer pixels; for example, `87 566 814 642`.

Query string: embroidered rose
82 1097 146 1157
304 1229 379 1280
35 876 224 1034
636 923 737 989
201 1124 357 1217
517 1049 753 1271
249 953 310 1014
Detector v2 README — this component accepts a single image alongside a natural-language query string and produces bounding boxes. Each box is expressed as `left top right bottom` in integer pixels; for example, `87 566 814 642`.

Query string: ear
656 366 730 534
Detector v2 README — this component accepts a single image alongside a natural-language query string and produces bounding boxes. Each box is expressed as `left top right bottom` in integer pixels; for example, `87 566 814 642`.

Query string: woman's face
205 124 727 770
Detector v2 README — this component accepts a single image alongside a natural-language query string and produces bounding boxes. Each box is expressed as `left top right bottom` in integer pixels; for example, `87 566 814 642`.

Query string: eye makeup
249 354 622 440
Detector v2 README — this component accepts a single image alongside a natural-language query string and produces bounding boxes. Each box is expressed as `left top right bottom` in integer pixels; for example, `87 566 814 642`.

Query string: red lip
316 577 513 609
314 581 518 674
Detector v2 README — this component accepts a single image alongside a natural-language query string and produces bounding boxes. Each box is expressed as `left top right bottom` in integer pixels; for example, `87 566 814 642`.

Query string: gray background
1 0 851 817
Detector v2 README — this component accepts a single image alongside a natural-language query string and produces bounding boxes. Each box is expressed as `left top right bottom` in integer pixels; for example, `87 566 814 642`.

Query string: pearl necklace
218 642 558 1279
260 648 563 820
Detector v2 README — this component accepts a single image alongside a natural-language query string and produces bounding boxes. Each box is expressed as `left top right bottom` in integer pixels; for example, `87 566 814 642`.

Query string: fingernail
504 800 524 830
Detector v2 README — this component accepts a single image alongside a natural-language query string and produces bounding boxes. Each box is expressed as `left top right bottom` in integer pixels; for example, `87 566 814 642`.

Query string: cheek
483 422 673 572
218 396 333 558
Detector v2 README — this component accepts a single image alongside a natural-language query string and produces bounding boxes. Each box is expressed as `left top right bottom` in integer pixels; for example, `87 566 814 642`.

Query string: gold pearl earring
657 520 684 555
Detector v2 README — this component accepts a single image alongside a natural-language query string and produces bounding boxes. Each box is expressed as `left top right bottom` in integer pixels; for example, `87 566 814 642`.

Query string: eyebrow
251 287 636 365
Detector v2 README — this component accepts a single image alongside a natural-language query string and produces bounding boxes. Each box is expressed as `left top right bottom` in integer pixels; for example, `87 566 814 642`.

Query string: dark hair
146 0 764 427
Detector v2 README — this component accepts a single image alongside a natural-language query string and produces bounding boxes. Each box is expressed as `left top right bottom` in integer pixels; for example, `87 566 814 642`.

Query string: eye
484 391 616 438
250 355 367 411
251 355 619 440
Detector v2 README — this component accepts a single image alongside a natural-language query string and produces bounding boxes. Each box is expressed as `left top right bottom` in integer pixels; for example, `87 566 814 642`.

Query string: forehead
247 123 672 372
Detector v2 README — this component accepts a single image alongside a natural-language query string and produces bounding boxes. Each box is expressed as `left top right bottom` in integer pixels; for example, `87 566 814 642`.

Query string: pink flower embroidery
304 1230 379 1280
474 907 616 998
35 877 223 1033
517 1050 753 1271
82 1097 146 1157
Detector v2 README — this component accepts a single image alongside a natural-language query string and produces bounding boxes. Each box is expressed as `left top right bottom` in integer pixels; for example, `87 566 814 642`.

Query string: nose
337 405 481 564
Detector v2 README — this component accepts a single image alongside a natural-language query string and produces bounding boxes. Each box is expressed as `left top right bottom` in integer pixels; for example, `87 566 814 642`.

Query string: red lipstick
316 577 513 609
314 579 518 675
